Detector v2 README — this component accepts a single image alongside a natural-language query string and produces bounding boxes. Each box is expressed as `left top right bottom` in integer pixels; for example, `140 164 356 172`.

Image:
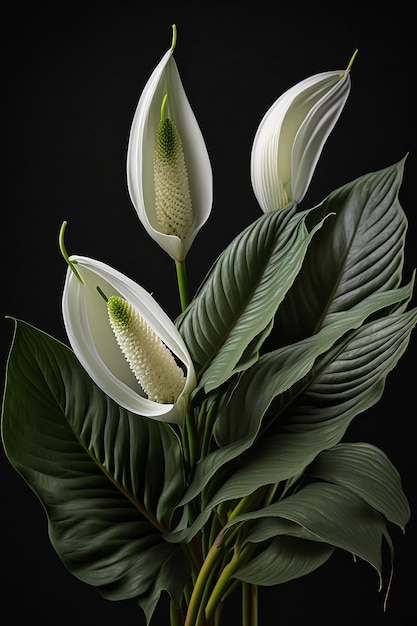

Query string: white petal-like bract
62 255 196 424
127 33 213 261
251 68 351 213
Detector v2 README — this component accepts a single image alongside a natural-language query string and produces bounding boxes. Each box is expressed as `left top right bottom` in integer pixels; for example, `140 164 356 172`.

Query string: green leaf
215 280 414 447
176 203 326 392
233 536 335 586
179 282 414 511
265 159 409 349
307 443 410 531
137 548 189 623
232 483 391 591
1 319 188 615
201 306 417 508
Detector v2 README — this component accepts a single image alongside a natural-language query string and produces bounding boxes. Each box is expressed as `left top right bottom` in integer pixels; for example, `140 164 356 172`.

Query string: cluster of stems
168 261 264 626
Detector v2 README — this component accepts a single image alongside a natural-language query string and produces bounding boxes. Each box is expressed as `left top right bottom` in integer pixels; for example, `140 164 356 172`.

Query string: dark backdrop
1 2 415 625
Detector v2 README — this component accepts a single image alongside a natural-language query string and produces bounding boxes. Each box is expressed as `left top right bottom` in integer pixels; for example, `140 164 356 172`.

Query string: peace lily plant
2 24 415 626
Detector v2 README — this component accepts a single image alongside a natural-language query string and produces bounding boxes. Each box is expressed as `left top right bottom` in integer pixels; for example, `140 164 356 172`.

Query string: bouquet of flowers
2 24 415 626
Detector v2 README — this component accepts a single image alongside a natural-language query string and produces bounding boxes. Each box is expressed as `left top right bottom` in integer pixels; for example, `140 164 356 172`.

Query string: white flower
250 54 356 213
127 25 213 262
62 254 196 424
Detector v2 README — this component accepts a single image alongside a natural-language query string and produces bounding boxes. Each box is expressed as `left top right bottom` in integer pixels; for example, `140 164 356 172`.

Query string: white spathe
127 32 213 262
62 255 196 424
250 68 351 213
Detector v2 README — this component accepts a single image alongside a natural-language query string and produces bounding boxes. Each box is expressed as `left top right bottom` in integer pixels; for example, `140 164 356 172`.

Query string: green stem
185 409 198 473
181 420 191 468
263 482 279 507
58 221 84 284
242 582 258 626
184 531 225 626
205 545 253 624
170 601 185 626
204 510 221 560
227 494 254 523
176 260 189 312
199 401 217 460
195 559 222 626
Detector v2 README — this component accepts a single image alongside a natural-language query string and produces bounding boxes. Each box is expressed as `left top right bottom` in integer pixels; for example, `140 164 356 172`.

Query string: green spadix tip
107 295 131 329
59 220 84 284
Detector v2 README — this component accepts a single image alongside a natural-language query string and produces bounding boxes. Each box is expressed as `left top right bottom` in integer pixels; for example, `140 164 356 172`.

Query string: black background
1 2 416 625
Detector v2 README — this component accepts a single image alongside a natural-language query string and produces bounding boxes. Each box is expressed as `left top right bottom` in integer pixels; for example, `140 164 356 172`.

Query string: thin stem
346 48 358 71
184 531 225 626
204 510 221 559
176 260 189 312
213 605 224 626
58 221 84 284
171 23 177 52
242 582 258 626
199 401 218 460
263 482 279 507
227 494 254 522
185 408 198 473
181 419 191 468
170 601 185 626
196 560 222 626
205 545 253 624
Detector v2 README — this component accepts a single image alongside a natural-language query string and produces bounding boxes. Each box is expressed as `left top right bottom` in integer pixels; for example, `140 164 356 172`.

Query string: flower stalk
176 259 190 311
205 545 254 625
242 582 258 626
184 531 225 626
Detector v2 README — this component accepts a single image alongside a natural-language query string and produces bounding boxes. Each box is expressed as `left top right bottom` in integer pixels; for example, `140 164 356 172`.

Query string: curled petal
251 68 351 213
62 255 196 424
127 33 213 261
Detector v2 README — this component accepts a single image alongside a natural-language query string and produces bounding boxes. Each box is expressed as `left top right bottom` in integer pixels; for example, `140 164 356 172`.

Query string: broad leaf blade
266 159 409 349
202 307 417 508
176 204 326 392
234 536 335 586
180 283 414 509
232 483 390 588
1 319 187 612
308 443 410 530
215 280 414 447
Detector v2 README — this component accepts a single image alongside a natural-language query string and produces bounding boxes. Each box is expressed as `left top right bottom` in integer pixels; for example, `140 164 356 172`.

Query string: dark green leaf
215 280 414 447
308 443 410 530
1 319 188 615
176 204 326 392
234 536 334 586
232 483 389 584
202 307 417 507
180 285 414 511
266 159 409 349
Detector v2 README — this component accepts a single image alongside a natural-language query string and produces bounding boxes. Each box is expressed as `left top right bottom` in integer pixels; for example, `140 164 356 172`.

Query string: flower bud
250 54 355 213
